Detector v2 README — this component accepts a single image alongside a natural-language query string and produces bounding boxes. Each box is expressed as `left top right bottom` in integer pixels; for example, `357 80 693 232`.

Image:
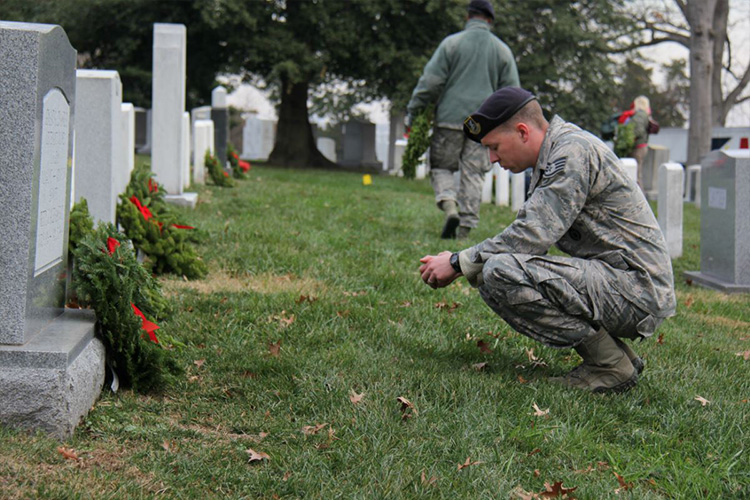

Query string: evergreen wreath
402 108 433 180
69 197 94 255
205 151 236 187
614 121 636 158
228 142 251 180
117 163 207 279
70 219 181 392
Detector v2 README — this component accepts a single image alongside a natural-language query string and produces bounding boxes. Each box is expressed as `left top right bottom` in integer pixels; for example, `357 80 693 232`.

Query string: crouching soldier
419 87 676 393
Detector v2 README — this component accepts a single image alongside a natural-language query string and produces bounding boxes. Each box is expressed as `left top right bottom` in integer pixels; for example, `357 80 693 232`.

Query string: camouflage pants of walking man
429 127 492 235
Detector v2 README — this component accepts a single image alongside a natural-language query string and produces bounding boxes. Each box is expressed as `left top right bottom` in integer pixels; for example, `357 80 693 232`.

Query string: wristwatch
449 252 462 274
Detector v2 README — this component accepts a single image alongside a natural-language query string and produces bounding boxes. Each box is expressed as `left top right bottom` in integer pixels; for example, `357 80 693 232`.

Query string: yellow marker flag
362 174 372 186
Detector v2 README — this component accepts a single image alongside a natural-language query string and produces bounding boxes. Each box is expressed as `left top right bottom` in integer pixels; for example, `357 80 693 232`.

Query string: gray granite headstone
211 86 229 169
339 119 382 169
641 145 670 200
685 150 750 293
134 107 151 153
0 21 104 438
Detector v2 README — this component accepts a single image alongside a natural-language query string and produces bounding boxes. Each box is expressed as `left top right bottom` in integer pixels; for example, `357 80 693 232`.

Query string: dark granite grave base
0 309 105 439
683 271 750 294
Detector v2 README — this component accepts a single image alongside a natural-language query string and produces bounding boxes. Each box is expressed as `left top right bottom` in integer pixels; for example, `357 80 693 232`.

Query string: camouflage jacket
459 116 676 318
406 19 519 128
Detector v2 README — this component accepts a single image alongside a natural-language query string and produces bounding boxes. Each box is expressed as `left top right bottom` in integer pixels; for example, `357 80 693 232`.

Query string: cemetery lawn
2 165 749 499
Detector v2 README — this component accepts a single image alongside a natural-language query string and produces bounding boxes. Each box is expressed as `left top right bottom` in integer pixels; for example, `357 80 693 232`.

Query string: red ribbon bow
172 224 195 230
131 303 159 344
106 237 121 255
238 160 251 172
129 196 153 221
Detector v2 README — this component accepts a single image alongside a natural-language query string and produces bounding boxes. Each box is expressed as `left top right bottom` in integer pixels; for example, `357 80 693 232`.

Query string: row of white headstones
75 23 226 226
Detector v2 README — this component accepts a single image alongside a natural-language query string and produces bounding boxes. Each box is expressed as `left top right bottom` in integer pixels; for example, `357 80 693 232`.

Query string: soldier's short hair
498 100 547 132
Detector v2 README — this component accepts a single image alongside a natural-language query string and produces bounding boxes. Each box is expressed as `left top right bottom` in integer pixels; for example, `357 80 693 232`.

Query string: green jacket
629 109 650 147
407 19 519 128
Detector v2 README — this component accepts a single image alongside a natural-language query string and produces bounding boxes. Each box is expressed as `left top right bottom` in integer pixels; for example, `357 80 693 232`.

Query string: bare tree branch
724 62 750 107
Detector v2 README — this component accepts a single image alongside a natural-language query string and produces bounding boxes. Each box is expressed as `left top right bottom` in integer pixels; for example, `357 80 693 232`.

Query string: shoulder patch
541 157 567 186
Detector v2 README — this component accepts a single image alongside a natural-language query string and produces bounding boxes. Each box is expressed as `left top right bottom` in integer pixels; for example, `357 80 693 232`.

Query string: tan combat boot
614 337 644 374
440 200 459 239
551 328 637 393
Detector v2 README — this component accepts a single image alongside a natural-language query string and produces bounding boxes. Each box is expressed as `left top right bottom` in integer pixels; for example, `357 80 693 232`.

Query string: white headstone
182 111 190 189
317 137 337 162
481 171 493 203
620 158 638 185
494 165 509 206
685 164 701 206
193 119 214 184
151 23 187 194
657 162 684 259
120 103 135 193
511 172 526 212
415 160 427 180
211 86 227 108
73 69 123 225
242 115 276 161
391 138 407 175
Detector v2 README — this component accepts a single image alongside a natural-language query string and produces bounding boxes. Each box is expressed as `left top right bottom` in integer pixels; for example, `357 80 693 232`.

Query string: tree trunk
686 0 717 165
267 77 336 168
711 0 729 126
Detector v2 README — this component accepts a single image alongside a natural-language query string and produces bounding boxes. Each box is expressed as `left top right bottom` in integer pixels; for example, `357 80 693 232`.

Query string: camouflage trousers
478 253 662 349
429 127 492 228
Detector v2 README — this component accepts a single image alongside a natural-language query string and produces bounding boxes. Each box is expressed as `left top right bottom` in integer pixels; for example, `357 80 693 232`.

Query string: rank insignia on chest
541 156 567 185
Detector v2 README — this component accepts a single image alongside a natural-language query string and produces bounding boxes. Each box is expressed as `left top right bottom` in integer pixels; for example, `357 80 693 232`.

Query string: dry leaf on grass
457 456 483 471
246 448 270 463
397 396 417 419
421 471 438 486
518 375 529 384
193 359 206 369
477 340 493 354
735 350 750 361
613 472 633 493
268 311 295 328
57 447 80 461
296 294 318 304
684 295 694 308
472 362 488 371
349 390 365 405
283 471 292 481
301 423 328 435
540 481 578 498
694 395 711 406
657 333 665 345
530 403 550 417
268 340 282 357
435 301 461 313
525 348 548 367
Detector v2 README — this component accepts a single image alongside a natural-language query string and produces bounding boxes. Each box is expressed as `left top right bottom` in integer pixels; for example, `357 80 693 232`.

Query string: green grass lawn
2 165 749 499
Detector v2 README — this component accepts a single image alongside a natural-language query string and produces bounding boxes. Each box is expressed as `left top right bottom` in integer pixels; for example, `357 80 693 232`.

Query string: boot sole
440 214 460 239
592 371 638 394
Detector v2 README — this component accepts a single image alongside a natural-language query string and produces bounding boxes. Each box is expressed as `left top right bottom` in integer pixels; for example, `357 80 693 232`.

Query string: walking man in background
406 0 519 239
419 87 676 393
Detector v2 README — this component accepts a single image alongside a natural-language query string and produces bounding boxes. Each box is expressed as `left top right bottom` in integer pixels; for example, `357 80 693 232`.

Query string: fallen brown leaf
657 333 664 345
457 456 483 471
472 362 488 371
530 403 550 417
399 300 413 308
57 447 80 462
534 469 541 477
336 310 350 318
268 340 282 357
301 423 328 435
527 448 542 457
477 340 493 354
694 395 711 406
735 350 750 361
397 396 417 419
283 471 292 481
435 301 461 313
684 295 694 308
193 359 206 369
349 390 365 405
518 375 529 384
420 470 438 486
540 481 578 498
613 472 633 493
161 440 172 452
246 448 270 463
296 294 318 304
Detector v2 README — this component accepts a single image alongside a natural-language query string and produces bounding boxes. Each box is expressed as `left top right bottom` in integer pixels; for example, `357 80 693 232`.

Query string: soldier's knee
482 254 523 289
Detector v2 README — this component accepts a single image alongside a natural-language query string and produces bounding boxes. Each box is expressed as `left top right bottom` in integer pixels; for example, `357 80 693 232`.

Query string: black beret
463 87 537 143
467 0 494 20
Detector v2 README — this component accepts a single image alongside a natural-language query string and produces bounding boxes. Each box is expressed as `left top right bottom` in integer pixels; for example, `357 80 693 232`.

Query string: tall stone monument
685 150 750 293
73 69 123 225
211 86 229 169
0 21 105 438
151 23 196 207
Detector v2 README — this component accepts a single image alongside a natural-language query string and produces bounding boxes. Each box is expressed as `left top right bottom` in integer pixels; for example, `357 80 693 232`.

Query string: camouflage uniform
407 19 519 229
458 116 676 348
429 127 492 228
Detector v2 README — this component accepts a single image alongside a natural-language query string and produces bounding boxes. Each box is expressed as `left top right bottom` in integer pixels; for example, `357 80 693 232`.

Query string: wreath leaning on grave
228 142 251 180
69 207 181 393
402 107 433 180
116 163 208 279
205 151 236 187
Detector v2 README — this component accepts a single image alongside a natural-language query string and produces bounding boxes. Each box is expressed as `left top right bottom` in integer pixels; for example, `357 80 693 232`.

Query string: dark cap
467 0 494 20
463 87 537 143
